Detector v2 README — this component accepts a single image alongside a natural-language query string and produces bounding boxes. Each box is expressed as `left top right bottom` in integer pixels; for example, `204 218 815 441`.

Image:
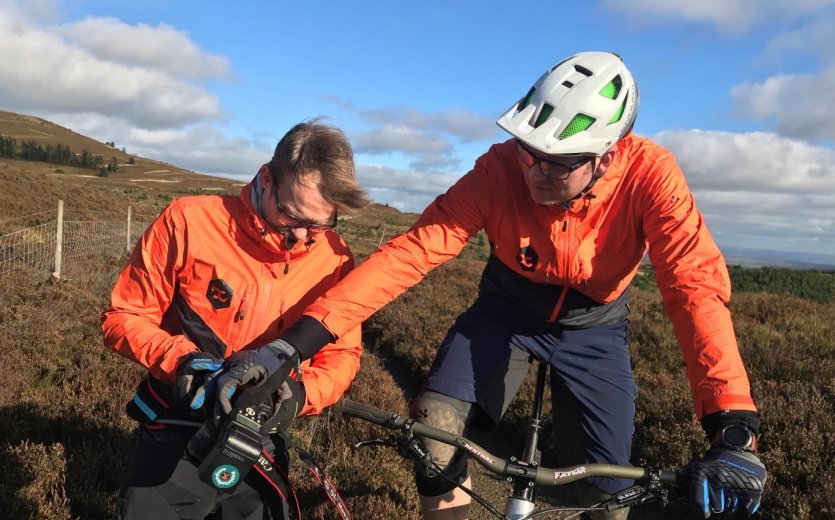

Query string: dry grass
0 110 833 519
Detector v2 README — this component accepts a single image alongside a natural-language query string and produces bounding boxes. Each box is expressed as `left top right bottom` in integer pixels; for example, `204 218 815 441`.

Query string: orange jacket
306 134 756 418
101 181 362 416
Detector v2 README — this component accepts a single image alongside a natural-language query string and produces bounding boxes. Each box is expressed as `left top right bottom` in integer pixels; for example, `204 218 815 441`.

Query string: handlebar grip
341 399 397 426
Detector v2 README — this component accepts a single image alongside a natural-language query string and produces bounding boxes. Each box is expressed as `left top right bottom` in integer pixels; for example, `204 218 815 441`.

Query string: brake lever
607 481 675 511
352 434 437 477
352 438 395 450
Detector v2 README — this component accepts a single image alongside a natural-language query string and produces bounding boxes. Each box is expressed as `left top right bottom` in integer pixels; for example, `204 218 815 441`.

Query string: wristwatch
717 424 756 451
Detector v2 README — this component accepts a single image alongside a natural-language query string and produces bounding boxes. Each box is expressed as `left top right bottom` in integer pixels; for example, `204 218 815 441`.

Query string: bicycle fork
504 360 549 520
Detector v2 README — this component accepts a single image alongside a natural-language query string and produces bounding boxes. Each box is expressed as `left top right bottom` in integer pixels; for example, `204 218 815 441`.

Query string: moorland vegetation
0 113 832 519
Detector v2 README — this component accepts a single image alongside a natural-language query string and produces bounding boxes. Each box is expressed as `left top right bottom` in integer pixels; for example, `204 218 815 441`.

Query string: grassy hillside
0 111 832 519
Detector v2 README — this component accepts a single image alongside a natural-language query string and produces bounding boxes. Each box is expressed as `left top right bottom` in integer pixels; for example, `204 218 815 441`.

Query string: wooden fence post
52 200 63 280
126 206 132 252
377 223 387 248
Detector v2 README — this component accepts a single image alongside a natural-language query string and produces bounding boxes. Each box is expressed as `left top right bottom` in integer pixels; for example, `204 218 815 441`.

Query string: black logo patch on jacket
207 279 233 309
516 246 538 272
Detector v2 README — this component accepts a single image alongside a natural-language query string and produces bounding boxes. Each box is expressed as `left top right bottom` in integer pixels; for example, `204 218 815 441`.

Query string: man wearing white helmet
209 51 767 519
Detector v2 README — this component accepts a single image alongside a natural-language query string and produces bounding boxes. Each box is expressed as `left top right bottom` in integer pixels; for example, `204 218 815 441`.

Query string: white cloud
356 164 459 212
59 17 231 80
352 126 451 155
697 190 835 255
357 105 499 143
654 129 835 255
0 3 225 128
326 96 500 173
717 13 835 141
50 111 271 179
654 129 835 192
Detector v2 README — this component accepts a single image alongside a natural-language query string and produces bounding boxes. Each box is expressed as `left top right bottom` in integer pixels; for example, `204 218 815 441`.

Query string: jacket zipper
236 291 249 322
277 301 286 331
544 215 572 322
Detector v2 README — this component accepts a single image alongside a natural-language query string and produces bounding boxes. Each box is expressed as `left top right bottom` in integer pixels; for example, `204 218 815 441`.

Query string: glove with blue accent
685 446 767 517
196 339 301 420
172 352 224 413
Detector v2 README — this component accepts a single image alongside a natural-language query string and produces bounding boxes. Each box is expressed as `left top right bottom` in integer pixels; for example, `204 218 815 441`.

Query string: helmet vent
518 87 536 111
574 64 593 77
608 95 627 125
599 75 623 100
534 104 554 128
562 80 574 88
559 114 595 139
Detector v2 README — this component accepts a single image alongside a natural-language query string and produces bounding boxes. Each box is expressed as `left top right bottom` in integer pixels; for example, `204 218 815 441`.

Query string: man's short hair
272 119 370 215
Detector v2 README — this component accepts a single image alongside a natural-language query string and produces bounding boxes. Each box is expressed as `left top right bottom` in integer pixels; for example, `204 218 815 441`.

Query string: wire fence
0 201 150 279
0 221 58 276
0 201 429 281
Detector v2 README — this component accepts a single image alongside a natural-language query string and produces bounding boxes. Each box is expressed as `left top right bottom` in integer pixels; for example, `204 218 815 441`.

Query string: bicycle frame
342 362 683 519
506 360 549 518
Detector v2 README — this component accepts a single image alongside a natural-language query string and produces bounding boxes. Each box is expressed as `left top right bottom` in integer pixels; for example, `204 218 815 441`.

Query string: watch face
722 425 752 449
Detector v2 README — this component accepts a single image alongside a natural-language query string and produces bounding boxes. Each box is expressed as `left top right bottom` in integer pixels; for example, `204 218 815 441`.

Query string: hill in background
4 108 831 268
0 109 415 247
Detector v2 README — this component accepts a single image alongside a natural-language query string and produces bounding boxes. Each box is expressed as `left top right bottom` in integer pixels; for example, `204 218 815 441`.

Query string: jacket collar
236 180 311 258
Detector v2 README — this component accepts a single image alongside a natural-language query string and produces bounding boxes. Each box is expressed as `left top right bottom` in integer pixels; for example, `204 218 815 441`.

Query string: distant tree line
634 264 835 303
727 265 834 303
0 134 123 174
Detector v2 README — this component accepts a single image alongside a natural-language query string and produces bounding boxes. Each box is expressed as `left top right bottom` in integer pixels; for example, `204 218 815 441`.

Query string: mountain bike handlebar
341 399 682 488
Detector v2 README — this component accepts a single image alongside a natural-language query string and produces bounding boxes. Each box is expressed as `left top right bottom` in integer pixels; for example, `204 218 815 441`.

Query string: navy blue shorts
423 293 637 494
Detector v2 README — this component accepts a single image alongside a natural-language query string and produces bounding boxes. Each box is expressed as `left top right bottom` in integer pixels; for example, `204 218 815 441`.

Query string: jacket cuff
281 316 334 360
700 410 761 440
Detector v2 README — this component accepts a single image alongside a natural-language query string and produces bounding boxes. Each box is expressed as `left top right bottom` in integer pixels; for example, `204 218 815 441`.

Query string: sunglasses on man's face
515 140 594 180
271 182 337 233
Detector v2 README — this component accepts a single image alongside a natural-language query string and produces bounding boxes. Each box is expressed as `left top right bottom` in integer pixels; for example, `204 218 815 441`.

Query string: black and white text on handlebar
341 399 682 488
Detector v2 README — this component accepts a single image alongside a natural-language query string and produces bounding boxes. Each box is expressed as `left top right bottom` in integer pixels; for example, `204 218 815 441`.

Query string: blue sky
1 0 834 259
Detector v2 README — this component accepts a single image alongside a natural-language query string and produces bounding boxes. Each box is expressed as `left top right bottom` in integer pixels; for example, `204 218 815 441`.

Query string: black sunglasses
515 140 594 180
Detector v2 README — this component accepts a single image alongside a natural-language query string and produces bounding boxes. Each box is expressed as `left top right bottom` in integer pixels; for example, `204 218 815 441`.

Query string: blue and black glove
686 437 767 517
194 339 301 420
172 352 224 413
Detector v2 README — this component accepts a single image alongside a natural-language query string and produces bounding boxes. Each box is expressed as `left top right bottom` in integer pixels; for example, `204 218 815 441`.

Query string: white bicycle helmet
497 51 639 156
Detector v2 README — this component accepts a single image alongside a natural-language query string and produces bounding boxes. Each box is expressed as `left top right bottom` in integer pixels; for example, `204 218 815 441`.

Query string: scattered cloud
1 0 832 256
356 164 459 212
695 190 835 254
351 126 451 155
764 16 835 56
356 105 499 143
0 4 225 128
654 129 835 192
654 129 835 254
730 65 835 142
58 17 231 80
326 96 500 172
51 111 271 179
